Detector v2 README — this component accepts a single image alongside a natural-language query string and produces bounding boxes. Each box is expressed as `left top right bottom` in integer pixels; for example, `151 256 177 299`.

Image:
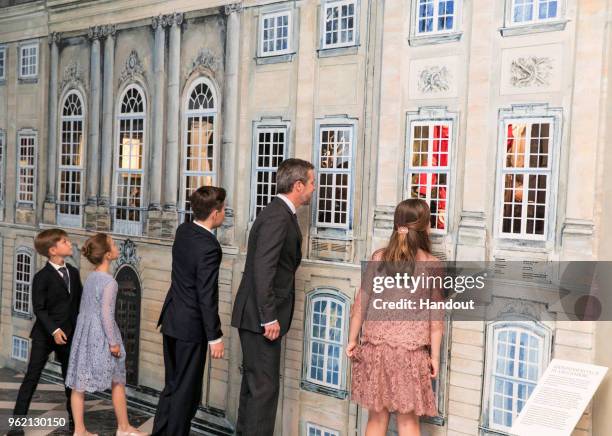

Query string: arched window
13 248 33 316
57 90 85 227
302 289 349 397
181 78 217 223
114 85 146 235
482 319 552 433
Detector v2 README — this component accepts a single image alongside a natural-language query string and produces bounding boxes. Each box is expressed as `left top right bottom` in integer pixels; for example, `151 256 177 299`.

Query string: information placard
511 359 608 436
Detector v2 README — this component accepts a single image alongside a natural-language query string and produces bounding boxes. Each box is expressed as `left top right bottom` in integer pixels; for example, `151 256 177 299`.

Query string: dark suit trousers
152 335 206 436
236 329 282 436
13 339 72 417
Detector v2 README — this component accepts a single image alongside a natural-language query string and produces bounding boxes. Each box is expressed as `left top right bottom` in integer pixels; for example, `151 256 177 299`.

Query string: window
315 122 355 230
482 320 551 433
19 42 38 79
17 131 36 206
306 423 340 436
13 249 33 315
302 290 349 397
511 0 558 24
252 123 288 219
58 91 85 227
499 118 557 240
416 0 457 34
114 85 146 235
406 123 450 232
181 78 218 223
12 336 29 362
321 0 357 49
0 45 6 81
260 11 292 56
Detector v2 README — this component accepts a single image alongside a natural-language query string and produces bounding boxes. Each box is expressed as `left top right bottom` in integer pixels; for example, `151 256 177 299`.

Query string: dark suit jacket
158 222 223 343
30 262 83 342
231 197 302 336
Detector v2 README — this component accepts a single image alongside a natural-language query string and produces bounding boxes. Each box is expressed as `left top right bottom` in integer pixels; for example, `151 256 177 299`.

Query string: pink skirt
350 342 438 416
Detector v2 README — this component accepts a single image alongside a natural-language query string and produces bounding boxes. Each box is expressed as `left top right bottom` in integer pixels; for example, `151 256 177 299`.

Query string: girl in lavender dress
347 199 445 436
65 233 147 436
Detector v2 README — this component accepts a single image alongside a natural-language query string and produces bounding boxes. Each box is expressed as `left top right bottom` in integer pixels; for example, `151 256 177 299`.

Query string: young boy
10 229 83 433
152 186 226 436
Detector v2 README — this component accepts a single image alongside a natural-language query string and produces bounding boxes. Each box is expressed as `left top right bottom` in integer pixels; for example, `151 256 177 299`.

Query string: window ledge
499 20 569 37
494 237 552 253
255 52 296 65
18 77 38 84
16 203 34 210
12 310 33 321
317 45 359 58
408 31 463 47
300 380 348 400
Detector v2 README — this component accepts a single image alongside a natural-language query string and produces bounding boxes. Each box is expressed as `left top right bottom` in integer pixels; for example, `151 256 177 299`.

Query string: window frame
320 0 360 51
250 118 290 222
18 41 38 80
481 319 552 434
12 336 29 362
179 77 219 224
500 0 567 36
258 9 293 57
404 107 457 237
301 288 349 399
12 247 34 317
415 0 460 36
494 105 562 244
16 129 37 208
57 89 86 228
305 422 340 436
0 44 6 82
113 83 147 236
313 116 357 235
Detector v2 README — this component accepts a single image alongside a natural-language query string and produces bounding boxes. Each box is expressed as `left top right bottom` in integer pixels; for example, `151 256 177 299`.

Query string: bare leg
70 390 88 435
397 412 420 436
365 408 390 436
111 382 143 434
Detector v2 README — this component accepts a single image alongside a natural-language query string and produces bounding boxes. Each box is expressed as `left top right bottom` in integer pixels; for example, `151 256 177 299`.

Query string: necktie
58 267 70 292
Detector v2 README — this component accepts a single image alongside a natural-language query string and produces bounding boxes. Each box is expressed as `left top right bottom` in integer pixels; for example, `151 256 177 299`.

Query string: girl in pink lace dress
347 199 445 436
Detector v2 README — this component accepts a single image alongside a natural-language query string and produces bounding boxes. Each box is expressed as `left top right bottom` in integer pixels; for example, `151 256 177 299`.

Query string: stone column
219 3 242 245
146 14 167 237
99 24 115 208
43 31 61 224
161 12 183 237
84 25 103 230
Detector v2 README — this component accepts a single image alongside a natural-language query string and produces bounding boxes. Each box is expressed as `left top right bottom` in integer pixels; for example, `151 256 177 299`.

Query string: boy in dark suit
152 186 226 436
11 229 83 433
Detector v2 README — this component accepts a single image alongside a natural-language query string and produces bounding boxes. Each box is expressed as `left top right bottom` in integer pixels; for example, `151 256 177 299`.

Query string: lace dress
65 271 126 392
350 251 444 416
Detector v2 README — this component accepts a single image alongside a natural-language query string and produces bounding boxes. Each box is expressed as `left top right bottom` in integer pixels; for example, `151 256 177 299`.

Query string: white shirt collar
193 220 214 235
277 194 296 214
49 260 66 271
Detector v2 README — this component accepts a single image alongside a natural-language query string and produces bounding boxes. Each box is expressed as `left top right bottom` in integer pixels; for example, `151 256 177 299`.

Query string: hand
53 329 67 345
263 321 280 341
429 355 439 379
110 344 121 358
346 340 358 359
210 341 224 359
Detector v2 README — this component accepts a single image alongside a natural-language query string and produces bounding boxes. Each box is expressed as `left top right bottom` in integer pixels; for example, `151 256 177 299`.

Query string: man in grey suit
231 158 315 435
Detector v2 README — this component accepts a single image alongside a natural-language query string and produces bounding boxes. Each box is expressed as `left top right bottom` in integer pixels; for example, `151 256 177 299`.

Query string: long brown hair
381 199 432 272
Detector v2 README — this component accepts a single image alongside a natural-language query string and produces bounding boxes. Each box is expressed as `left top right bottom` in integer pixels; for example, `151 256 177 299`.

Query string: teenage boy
11 229 83 434
153 186 226 436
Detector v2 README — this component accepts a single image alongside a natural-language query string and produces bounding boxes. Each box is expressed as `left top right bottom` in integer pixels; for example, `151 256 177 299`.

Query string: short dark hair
34 229 68 258
190 186 226 220
276 158 314 194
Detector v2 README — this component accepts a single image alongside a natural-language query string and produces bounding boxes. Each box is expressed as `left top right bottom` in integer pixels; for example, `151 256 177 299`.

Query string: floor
0 366 164 436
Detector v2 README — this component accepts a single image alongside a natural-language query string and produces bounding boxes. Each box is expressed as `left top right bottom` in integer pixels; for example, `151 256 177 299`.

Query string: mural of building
0 0 611 435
